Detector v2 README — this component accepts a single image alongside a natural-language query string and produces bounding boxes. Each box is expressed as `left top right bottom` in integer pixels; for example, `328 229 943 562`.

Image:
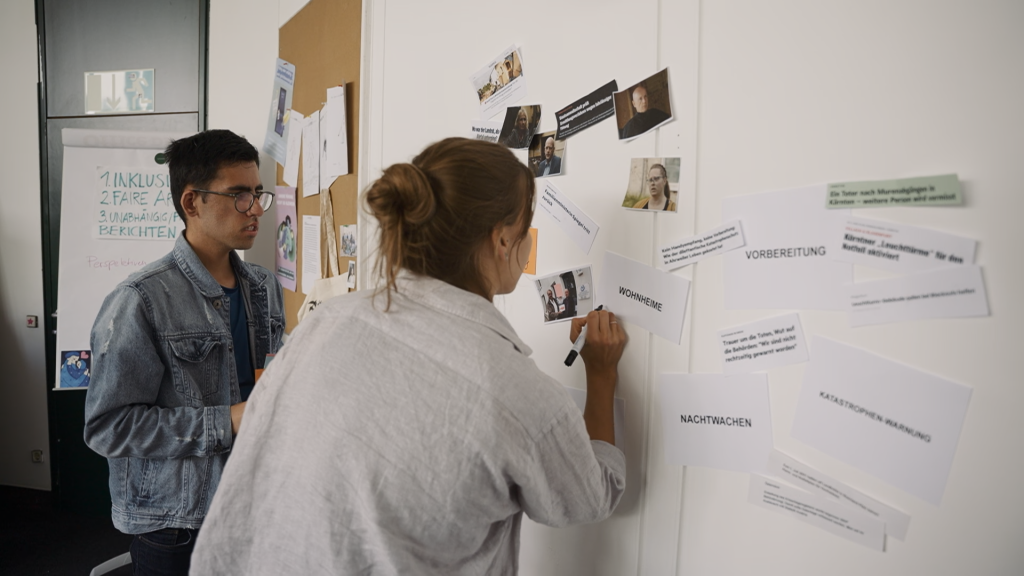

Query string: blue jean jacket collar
172 232 270 296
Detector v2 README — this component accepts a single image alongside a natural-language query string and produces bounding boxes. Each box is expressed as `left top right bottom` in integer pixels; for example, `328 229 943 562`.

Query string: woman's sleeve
514 404 626 528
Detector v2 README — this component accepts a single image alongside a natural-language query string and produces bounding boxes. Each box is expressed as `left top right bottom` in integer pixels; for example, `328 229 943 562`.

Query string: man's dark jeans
130 527 198 576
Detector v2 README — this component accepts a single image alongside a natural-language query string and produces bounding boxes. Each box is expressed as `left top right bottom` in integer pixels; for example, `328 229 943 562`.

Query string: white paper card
563 386 625 449
718 313 809 374
324 85 349 179
722 185 852 310
768 449 911 540
748 475 885 550
658 220 746 271
301 110 320 197
597 252 690 344
301 215 321 295
469 120 502 144
830 216 976 272
318 106 333 191
282 110 305 187
792 337 972 504
848 265 989 327
537 180 599 254
658 373 773 473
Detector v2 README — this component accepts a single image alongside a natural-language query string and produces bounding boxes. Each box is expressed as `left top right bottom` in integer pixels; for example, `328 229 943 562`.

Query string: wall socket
31 450 44 463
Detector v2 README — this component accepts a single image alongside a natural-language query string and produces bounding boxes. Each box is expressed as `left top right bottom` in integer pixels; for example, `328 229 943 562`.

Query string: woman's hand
569 309 627 375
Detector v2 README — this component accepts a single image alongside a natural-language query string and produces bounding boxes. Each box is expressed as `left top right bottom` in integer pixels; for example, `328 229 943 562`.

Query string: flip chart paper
282 110 305 187
658 220 745 271
792 337 972 505
564 386 625 449
537 180 599 254
722 185 852 310
848 265 989 327
768 449 911 540
718 313 808 374
659 374 773 473
597 252 690 344
748 475 885 550
830 216 976 273
92 167 178 241
301 215 321 295
826 174 961 209
301 110 320 197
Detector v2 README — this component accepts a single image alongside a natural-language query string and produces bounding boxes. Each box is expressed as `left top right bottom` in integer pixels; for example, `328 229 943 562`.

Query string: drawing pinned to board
471 45 527 119
84 69 155 115
301 110 320 197
614 68 673 140
339 224 357 257
321 85 350 188
621 157 680 212
536 266 594 324
59 350 91 388
263 58 296 166
528 131 565 178
275 186 297 292
499 105 541 149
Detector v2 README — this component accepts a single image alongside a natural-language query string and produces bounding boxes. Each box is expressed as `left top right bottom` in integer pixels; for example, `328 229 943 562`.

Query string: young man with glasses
84 129 285 575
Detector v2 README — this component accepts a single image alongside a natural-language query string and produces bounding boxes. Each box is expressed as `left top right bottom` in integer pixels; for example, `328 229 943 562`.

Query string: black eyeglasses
192 188 275 213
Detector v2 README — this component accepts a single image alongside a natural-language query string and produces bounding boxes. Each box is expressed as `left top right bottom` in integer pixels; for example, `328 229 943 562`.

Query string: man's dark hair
164 129 260 223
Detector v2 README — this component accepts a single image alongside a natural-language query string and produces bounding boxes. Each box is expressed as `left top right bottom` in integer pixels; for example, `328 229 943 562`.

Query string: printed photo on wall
499 105 541 149
471 45 527 119
613 68 673 141
528 131 566 178
621 157 681 212
535 266 594 324
59 350 91 388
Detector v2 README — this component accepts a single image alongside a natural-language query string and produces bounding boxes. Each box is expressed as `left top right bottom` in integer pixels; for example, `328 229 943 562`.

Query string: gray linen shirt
190 273 625 575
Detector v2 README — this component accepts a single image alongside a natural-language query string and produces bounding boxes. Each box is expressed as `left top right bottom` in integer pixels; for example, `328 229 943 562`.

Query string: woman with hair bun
192 138 628 575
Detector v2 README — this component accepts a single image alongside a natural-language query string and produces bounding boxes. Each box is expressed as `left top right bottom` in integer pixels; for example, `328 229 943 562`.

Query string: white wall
0 0 51 490
682 1 1024 574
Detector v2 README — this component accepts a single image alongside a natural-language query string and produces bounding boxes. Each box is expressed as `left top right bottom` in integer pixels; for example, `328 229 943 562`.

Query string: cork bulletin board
278 0 362 332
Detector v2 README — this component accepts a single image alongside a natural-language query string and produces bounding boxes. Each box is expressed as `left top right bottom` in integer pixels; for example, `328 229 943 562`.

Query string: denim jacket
84 234 285 534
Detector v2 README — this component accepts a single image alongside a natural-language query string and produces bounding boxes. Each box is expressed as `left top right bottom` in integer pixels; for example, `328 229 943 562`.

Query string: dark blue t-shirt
223 284 255 401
